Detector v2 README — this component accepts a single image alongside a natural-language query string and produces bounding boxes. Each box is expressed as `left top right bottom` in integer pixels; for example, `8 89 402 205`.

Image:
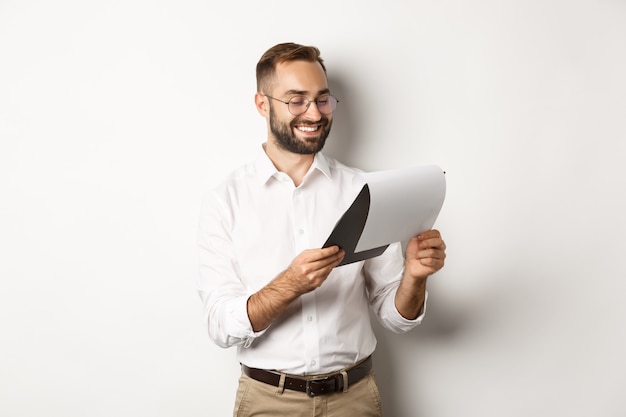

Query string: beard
269 105 332 155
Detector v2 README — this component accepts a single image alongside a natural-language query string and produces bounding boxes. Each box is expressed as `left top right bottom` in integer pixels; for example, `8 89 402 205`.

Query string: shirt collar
254 144 333 186
312 152 332 181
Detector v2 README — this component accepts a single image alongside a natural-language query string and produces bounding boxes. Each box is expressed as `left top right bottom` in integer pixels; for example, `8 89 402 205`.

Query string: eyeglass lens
289 95 337 115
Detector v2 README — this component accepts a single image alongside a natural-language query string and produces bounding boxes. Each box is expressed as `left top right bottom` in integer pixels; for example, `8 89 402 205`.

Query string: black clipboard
322 184 389 266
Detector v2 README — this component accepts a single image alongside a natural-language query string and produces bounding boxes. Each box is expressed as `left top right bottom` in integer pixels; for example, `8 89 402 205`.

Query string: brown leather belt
242 356 372 397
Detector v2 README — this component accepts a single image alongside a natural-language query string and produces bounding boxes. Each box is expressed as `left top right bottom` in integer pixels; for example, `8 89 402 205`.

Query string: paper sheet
356 164 446 251
323 164 446 266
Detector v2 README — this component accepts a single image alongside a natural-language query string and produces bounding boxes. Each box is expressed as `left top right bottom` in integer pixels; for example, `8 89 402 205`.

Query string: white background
1 1 625 416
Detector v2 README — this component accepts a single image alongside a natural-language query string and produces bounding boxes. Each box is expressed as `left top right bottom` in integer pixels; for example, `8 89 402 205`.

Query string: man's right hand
247 246 344 332
283 246 345 294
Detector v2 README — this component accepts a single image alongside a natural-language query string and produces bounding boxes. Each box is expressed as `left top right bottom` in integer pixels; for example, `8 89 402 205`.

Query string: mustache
290 116 330 128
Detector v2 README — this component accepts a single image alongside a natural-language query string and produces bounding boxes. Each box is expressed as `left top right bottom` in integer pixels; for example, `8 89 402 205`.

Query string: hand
404 229 446 281
283 246 345 295
247 246 344 332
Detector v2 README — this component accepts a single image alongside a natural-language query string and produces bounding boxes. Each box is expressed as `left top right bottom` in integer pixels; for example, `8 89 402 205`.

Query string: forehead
273 60 328 95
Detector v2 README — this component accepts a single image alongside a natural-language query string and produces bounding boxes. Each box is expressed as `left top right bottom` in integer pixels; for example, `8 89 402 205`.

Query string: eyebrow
283 88 330 97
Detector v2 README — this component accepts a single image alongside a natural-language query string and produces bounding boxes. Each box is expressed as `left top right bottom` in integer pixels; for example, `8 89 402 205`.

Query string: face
269 103 332 154
266 60 333 155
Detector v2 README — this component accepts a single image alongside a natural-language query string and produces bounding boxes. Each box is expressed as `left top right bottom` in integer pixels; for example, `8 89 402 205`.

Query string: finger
416 248 446 261
417 229 441 240
418 237 446 251
318 245 343 259
317 248 345 269
415 248 446 262
418 256 445 269
416 232 444 249
297 246 341 265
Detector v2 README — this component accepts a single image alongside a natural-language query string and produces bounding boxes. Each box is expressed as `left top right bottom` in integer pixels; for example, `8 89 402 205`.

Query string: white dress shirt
197 146 425 375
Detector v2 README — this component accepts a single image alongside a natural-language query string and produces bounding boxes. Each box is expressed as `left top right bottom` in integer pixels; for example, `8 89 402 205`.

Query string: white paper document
323 164 446 266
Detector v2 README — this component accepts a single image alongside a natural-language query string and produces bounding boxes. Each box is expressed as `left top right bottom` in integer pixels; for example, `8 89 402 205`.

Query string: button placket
292 185 321 374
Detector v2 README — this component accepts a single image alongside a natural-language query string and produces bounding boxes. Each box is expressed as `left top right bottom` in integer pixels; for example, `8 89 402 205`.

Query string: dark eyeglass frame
264 94 339 116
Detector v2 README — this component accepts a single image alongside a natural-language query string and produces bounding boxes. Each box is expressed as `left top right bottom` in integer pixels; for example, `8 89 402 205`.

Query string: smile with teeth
296 125 320 132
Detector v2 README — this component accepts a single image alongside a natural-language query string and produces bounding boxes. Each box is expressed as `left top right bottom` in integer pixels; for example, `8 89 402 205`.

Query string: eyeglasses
265 94 339 116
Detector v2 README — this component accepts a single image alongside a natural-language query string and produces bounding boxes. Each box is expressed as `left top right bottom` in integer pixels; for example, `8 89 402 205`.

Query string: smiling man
197 42 447 417
263 63 333 156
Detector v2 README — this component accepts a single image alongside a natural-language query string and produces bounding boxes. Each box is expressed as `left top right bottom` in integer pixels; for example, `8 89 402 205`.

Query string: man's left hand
404 229 447 281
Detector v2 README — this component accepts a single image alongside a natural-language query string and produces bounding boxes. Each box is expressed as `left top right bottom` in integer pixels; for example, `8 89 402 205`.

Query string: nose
301 100 323 121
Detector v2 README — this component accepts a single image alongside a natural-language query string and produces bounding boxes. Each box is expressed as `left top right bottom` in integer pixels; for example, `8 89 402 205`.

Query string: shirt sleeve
196 190 267 348
364 242 428 333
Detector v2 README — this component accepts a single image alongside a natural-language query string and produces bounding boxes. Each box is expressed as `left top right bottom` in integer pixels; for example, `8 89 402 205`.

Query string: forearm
247 270 301 332
247 246 345 332
394 274 428 320
395 230 446 320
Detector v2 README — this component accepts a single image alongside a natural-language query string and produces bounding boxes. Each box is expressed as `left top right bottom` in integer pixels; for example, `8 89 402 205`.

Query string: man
197 42 446 417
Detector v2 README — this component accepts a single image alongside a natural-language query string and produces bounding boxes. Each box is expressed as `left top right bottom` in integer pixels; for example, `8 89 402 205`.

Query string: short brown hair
256 42 327 93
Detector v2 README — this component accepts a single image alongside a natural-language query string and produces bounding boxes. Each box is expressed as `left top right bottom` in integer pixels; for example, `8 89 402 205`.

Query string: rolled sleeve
197 190 266 349
365 242 428 334
381 290 428 333
198 290 267 348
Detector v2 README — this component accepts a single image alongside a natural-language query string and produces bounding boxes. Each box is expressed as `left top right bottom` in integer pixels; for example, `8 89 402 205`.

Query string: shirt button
298 229 304 235
311 360 316 366
307 315 313 322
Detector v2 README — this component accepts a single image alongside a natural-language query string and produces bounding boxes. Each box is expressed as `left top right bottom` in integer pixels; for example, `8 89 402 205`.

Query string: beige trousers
233 371 384 417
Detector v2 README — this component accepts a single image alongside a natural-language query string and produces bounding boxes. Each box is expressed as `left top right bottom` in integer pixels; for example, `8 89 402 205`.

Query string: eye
316 98 329 106
289 97 307 107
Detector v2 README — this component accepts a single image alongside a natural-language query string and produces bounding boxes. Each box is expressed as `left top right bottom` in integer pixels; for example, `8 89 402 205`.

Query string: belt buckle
305 379 318 397
305 376 336 398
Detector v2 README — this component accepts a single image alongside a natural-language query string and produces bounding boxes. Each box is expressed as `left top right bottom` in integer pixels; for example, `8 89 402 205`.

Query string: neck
264 142 315 187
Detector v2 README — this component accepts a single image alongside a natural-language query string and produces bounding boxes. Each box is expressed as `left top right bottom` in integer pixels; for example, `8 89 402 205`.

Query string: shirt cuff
391 291 428 331
229 295 268 348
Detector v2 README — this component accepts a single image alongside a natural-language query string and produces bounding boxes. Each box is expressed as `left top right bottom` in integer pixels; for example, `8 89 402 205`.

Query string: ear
254 92 269 117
